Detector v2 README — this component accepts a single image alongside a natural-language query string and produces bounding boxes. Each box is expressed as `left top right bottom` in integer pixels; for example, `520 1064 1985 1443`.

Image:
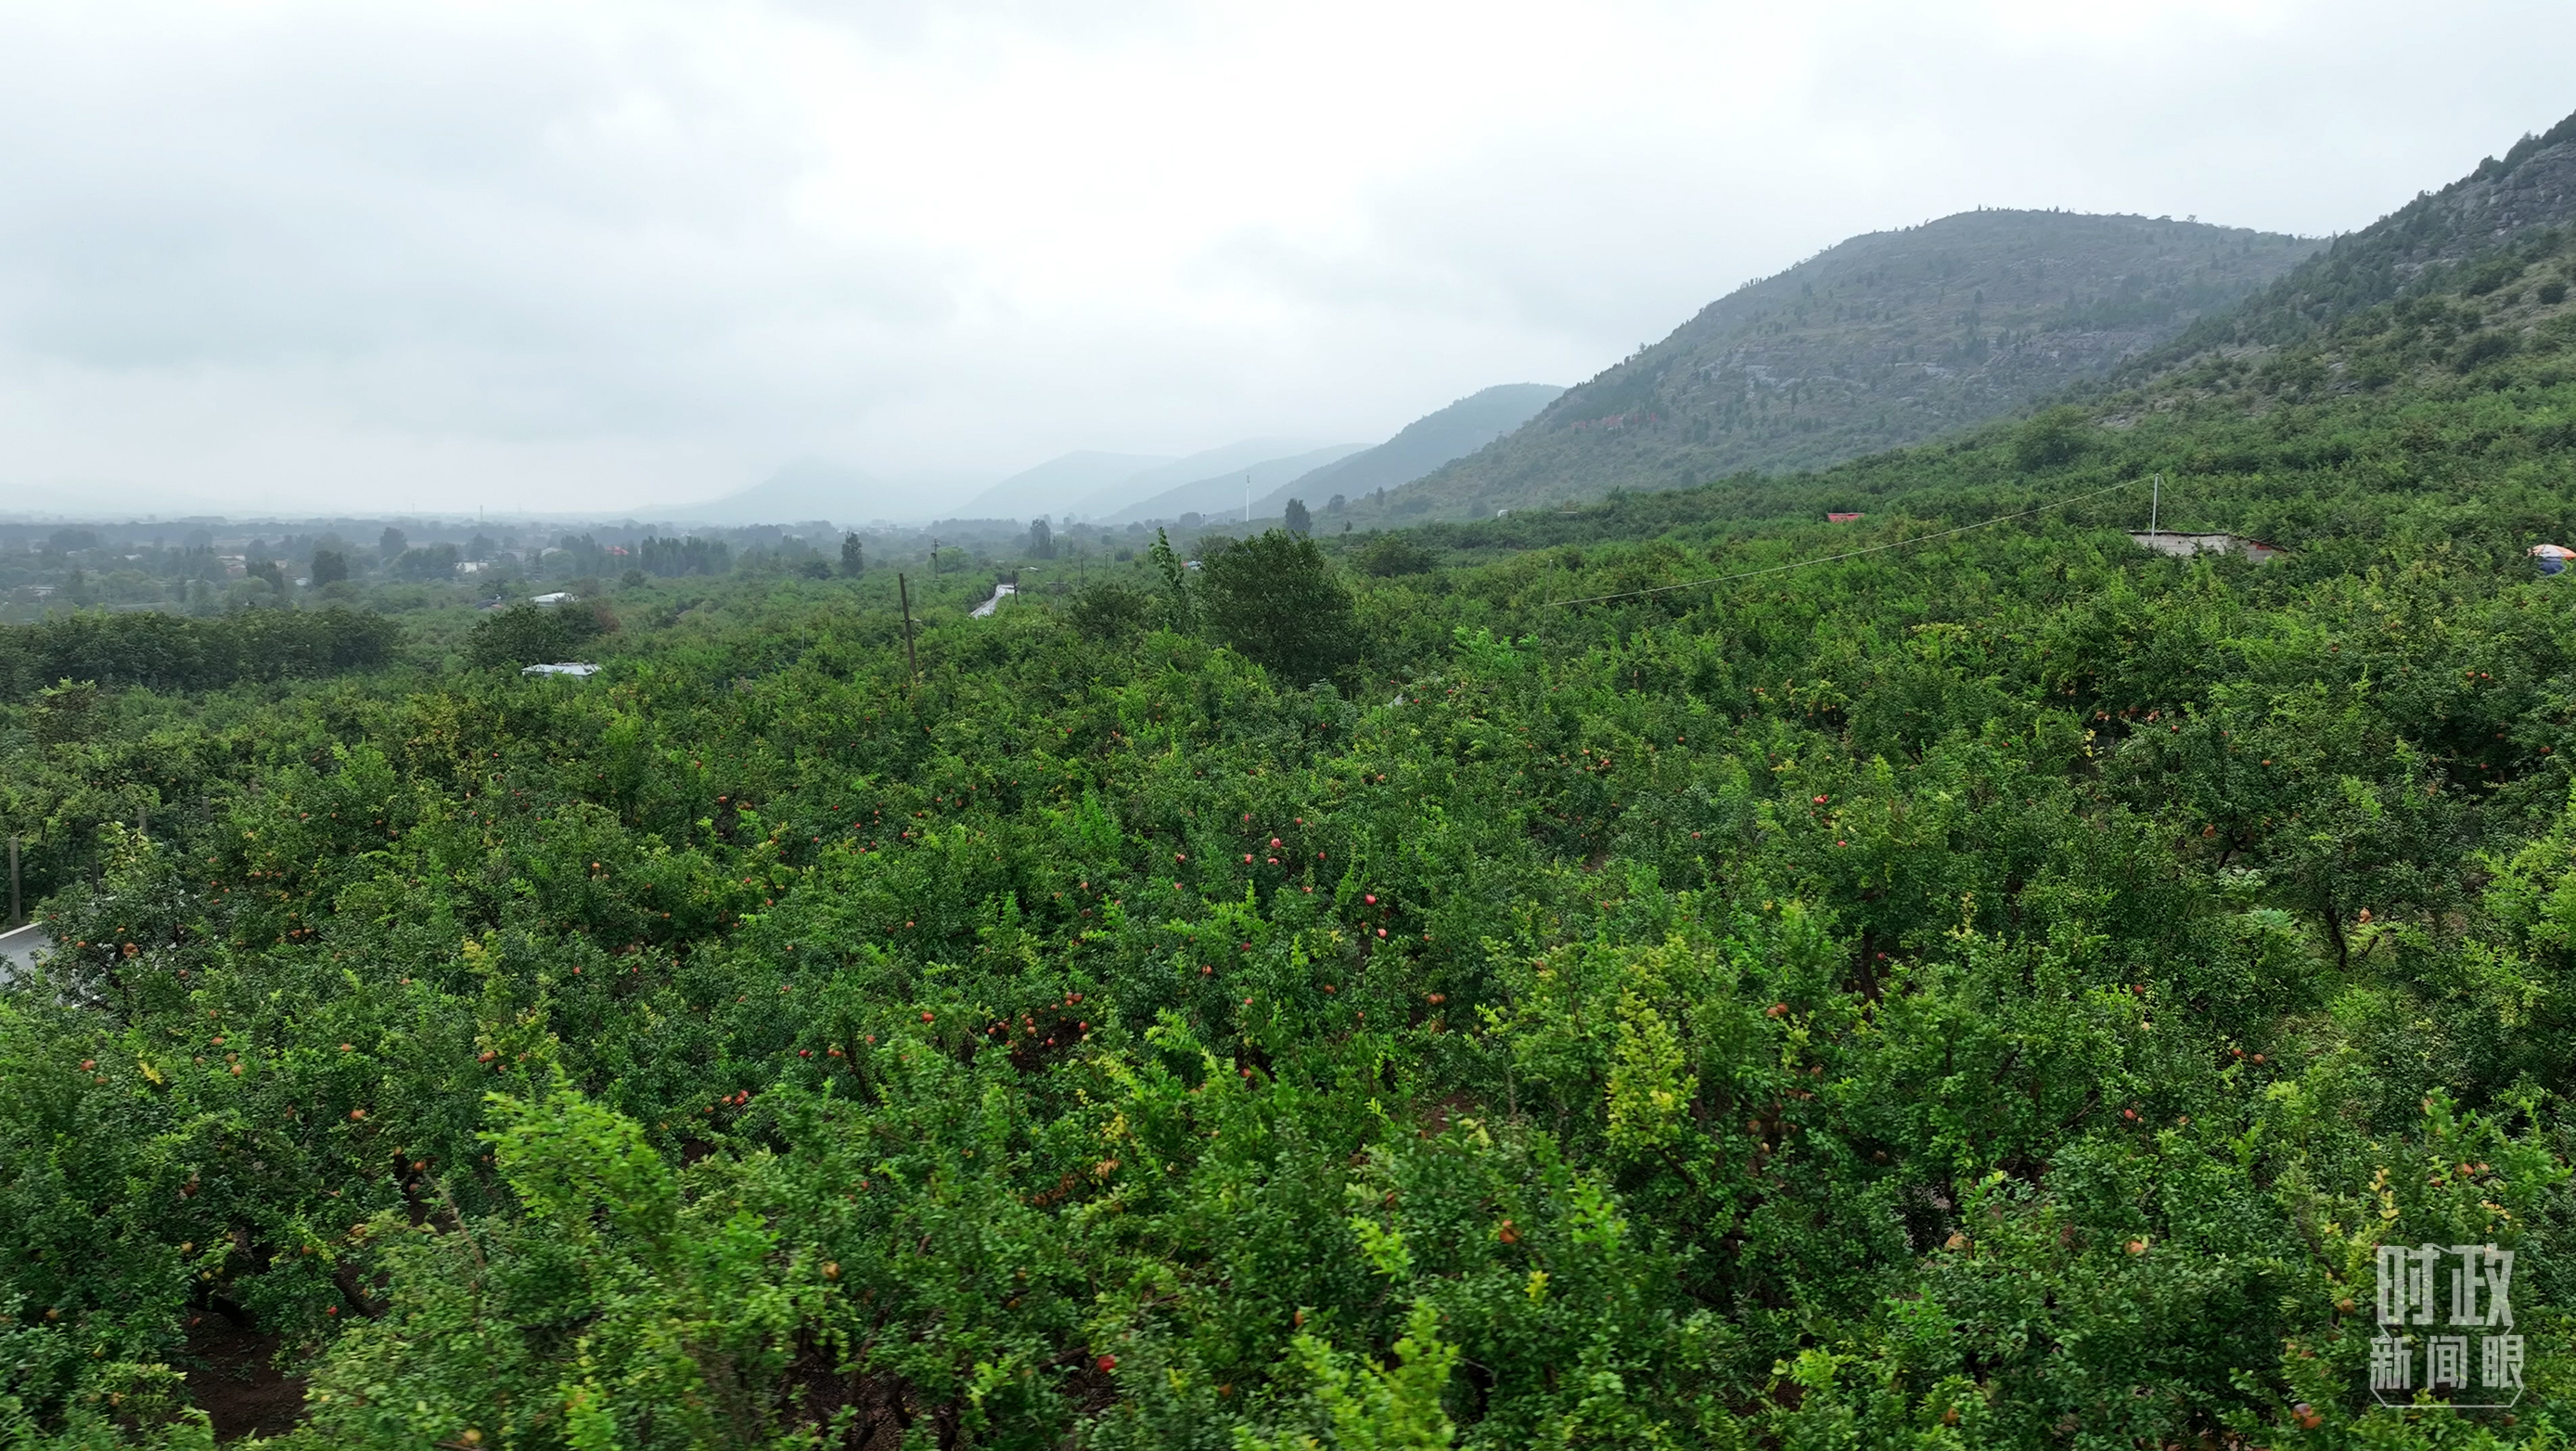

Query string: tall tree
840 533 865 576
1283 498 1312 536
1147 527 1195 633
310 548 349 587
1197 528 1355 685
1028 518 1054 559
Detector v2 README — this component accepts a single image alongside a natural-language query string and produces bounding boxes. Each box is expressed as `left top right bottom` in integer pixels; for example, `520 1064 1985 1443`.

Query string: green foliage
1198 529 1358 686
2010 404 2095 471
297 1089 822 1451
1067 581 1154 643
21 156 2576 1446
465 602 609 671
0 608 400 703
1354 535 1436 577
390 544 459 582
1148 526 1198 632
1240 1300 1458 1451
637 536 730 578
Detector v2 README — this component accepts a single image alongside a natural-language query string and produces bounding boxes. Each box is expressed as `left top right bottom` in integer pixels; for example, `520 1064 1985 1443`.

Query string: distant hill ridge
959 441 1349 526
958 385 1567 533
1096 443 1365 525
680 458 896 527
1382 210 2320 518
1255 384 1562 514
964 451 1177 524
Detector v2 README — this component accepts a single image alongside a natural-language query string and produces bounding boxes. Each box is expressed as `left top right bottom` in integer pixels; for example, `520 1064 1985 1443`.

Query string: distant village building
521 662 601 678
1826 512 1864 523
2129 533 2285 563
531 591 576 605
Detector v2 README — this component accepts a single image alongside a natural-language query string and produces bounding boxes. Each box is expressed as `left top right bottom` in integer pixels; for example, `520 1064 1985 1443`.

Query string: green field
15 187 2576 1451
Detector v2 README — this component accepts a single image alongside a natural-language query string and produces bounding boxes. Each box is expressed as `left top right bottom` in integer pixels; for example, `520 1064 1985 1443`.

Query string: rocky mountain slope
1382 210 2320 518
2111 109 2576 382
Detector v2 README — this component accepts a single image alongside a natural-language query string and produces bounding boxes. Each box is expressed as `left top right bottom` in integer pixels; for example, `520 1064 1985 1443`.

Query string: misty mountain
1069 440 1338 521
1252 383 1561 515
678 458 899 528
1385 210 2321 518
1096 443 1365 526
963 450 1177 522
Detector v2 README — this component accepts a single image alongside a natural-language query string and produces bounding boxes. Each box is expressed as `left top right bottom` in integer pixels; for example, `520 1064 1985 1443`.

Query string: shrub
1198 528 1357 684
466 602 608 670
1067 582 1154 643
1355 535 1437 577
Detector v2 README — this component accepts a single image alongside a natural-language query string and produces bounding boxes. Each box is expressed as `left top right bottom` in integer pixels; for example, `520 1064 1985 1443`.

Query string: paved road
0 921 49 981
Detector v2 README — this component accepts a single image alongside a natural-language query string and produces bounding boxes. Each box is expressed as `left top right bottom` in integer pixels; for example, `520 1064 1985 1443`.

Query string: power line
1547 477 2152 608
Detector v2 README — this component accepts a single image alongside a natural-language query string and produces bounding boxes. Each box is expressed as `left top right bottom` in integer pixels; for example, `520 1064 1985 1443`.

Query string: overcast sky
1 0 2570 520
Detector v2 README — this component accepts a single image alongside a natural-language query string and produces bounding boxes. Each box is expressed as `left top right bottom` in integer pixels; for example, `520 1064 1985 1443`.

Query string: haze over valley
5 3 2574 527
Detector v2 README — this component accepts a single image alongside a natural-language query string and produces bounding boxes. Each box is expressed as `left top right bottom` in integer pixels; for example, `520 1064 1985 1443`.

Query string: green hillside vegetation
18 125 2576 1450
1375 210 2317 520
2124 109 2576 374
9 203 2576 1446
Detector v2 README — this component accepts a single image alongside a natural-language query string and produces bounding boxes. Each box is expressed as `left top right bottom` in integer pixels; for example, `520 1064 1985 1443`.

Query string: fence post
898 573 919 685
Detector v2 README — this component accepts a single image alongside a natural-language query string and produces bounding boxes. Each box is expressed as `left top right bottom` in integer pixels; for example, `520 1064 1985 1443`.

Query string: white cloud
0 0 2569 517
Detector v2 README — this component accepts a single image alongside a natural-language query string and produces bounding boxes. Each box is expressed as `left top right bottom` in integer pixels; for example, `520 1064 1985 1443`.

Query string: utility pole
898 572 919 685
2148 473 2160 542
1245 473 1251 524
